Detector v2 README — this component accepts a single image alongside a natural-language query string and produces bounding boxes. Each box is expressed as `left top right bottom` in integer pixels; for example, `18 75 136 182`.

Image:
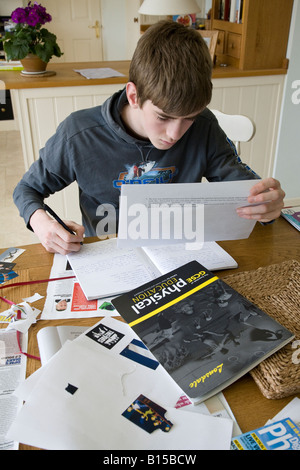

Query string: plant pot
20 54 48 74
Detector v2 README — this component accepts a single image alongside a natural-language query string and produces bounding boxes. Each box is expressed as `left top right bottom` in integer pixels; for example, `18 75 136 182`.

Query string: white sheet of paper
74 67 125 79
118 180 258 247
142 241 237 273
266 397 300 427
37 326 89 365
67 238 160 299
8 318 233 450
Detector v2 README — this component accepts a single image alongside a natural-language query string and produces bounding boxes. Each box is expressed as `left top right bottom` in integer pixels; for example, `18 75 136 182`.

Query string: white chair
210 109 256 155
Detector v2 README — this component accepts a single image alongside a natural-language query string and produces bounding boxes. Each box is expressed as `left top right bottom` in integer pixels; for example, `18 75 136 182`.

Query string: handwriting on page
69 243 156 293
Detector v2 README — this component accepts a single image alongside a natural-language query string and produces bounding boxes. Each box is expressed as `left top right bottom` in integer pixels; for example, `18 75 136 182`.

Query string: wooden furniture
212 0 294 70
1 216 299 449
0 60 131 90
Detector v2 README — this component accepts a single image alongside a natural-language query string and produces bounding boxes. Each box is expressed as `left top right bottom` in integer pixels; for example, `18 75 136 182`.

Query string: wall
274 0 300 203
101 0 126 60
0 1 22 15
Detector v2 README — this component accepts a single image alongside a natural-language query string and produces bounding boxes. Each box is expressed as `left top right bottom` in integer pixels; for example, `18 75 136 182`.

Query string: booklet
281 206 300 232
41 253 117 320
67 238 238 300
111 260 294 405
231 418 300 450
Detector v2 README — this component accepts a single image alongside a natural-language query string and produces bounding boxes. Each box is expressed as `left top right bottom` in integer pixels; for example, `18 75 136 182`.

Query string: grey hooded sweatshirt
13 88 258 237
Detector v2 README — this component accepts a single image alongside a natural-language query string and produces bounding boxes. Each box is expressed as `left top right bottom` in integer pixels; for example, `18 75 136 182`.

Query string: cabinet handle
1 108 6 113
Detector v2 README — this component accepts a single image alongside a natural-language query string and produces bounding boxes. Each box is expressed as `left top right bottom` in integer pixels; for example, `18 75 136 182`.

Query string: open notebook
67 238 237 301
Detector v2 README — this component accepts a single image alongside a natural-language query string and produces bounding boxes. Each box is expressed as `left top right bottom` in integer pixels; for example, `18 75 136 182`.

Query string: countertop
0 60 288 90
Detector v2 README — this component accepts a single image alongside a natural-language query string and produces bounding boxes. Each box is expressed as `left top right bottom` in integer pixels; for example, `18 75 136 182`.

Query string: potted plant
1 1 63 73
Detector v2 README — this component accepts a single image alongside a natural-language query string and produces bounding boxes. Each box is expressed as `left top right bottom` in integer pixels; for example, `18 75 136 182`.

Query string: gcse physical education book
112 261 294 405
67 238 238 300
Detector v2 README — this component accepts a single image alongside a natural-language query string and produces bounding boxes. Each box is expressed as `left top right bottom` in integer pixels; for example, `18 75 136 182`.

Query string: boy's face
124 83 202 150
136 100 200 150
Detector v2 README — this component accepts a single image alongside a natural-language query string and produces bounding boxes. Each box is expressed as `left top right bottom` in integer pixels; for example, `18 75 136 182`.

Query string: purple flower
11 2 52 26
11 8 27 24
33 2 52 24
27 10 39 26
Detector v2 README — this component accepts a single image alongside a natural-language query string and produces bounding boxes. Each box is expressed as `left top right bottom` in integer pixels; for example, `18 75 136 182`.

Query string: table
1 216 299 450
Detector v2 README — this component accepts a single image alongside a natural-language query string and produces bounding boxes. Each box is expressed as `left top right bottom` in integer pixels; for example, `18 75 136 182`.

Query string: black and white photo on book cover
112 261 294 404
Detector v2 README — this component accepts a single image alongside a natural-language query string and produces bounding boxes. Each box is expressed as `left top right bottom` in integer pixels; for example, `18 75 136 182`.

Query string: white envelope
8 318 232 450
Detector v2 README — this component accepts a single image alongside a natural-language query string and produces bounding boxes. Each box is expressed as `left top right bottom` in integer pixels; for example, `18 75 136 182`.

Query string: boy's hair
129 20 213 116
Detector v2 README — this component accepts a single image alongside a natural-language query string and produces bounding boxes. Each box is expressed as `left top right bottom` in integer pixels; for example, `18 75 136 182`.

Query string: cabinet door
226 33 241 59
212 0 293 70
215 30 225 55
241 0 294 70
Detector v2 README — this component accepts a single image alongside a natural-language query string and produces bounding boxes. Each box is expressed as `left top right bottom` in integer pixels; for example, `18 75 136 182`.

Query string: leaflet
118 180 258 247
41 253 117 319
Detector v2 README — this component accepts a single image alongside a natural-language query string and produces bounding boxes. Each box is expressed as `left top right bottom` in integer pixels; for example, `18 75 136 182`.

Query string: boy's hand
30 209 85 255
236 178 285 223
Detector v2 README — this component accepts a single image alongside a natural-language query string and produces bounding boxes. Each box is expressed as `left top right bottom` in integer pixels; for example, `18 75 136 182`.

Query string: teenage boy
13 20 285 255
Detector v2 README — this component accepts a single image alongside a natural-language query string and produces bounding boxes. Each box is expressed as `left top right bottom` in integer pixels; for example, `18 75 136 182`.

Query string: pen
44 204 83 245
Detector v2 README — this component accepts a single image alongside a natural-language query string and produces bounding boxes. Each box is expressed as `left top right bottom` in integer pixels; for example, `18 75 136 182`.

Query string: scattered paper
0 329 27 450
267 398 300 427
5 302 40 334
22 293 44 303
41 253 117 319
36 322 241 436
74 68 125 79
0 248 25 263
8 318 233 450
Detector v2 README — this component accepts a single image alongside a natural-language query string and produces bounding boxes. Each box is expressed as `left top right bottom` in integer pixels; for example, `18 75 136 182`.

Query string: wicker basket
223 259 300 399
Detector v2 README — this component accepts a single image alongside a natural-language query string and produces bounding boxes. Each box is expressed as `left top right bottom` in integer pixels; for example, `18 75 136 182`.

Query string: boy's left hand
236 177 285 223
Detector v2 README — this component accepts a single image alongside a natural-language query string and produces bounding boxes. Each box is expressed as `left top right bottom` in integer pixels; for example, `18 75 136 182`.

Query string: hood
101 87 156 162
100 88 151 145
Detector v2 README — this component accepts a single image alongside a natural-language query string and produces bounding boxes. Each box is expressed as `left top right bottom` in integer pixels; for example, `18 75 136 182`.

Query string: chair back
210 109 255 154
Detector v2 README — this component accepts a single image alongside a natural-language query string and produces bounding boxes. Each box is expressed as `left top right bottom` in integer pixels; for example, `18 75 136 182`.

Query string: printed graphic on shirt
113 161 178 189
